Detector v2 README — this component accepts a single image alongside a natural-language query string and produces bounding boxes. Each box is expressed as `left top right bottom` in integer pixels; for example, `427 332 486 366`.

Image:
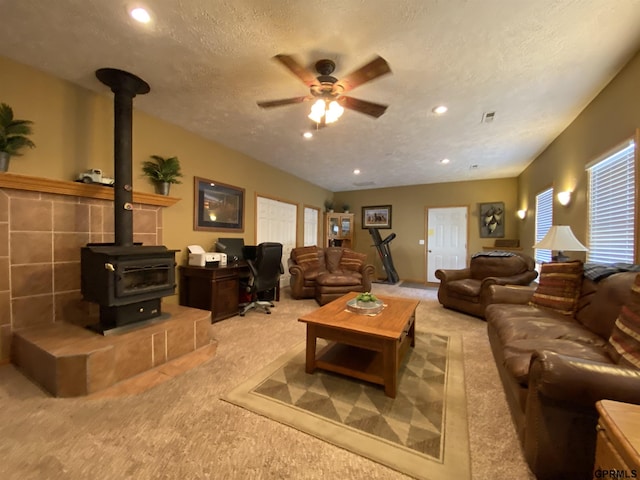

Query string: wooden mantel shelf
0 172 180 207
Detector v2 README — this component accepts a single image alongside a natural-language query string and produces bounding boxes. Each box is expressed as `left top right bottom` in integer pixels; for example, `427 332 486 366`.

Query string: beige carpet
0 284 534 479
223 331 469 480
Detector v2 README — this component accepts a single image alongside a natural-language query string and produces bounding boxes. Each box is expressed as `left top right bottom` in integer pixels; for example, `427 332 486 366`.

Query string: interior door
426 206 468 282
256 196 297 286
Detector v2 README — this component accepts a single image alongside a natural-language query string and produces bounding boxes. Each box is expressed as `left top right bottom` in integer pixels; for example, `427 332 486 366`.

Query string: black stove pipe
95 68 150 247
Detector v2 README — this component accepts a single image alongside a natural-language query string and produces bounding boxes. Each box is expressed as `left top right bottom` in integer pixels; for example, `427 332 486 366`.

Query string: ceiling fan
257 54 392 126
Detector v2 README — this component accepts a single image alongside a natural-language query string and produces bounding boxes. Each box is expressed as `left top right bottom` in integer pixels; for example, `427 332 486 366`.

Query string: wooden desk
179 264 249 323
594 400 640 479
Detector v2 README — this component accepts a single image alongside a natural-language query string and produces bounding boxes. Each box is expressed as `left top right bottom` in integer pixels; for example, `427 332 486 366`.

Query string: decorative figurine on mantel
0 102 36 172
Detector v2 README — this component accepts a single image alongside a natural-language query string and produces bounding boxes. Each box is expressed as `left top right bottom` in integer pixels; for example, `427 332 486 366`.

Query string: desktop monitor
216 238 245 262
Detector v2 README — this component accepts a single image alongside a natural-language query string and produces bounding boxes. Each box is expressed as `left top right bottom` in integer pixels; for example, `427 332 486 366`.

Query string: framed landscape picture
362 205 392 229
194 177 245 232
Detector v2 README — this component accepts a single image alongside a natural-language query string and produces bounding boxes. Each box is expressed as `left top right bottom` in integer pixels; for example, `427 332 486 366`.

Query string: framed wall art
194 177 245 232
478 202 505 238
362 205 392 229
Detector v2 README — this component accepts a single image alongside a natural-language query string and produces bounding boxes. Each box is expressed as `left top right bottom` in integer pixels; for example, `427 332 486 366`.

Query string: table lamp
533 225 588 262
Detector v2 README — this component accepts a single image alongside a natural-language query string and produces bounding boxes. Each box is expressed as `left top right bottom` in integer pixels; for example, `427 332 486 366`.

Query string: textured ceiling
1 0 640 192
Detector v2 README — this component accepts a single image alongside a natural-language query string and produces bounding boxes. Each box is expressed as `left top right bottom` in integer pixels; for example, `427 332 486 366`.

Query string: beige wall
517 50 640 262
334 178 519 282
0 55 332 276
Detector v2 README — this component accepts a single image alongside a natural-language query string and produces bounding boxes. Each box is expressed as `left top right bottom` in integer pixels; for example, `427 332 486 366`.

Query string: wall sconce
557 191 572 206
516 209 527 220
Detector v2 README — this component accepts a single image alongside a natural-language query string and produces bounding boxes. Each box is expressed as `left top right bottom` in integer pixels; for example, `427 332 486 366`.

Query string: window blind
587 141 636 264
535 187 553 263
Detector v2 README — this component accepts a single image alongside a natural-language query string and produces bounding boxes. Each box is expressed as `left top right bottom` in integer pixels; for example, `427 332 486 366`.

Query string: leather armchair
435 252 537 318
288 246 375 305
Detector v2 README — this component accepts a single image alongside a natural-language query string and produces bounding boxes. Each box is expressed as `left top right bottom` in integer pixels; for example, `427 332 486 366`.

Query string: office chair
239 242 284 316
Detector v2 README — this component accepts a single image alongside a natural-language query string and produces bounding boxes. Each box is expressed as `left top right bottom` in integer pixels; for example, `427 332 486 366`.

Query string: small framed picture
194 177 245 232
478 202 505 238
362 205 392 229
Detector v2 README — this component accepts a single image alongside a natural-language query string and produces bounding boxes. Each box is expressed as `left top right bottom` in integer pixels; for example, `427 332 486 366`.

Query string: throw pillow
339 248 367 272
529 261 583 316
608 273 640 368
291 246 320 272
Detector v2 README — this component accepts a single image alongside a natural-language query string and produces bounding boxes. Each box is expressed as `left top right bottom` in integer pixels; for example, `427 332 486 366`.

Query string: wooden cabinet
325 212 354 248
179 265 247 322
594 400 640 479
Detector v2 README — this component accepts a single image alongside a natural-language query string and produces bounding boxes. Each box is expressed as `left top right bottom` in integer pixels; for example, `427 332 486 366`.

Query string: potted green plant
342 204 350 213
142 154 183 195
0 102 36 172
324 200 334 213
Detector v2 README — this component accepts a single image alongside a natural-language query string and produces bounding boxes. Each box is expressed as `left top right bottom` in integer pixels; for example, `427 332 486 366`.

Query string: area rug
222 331 470 480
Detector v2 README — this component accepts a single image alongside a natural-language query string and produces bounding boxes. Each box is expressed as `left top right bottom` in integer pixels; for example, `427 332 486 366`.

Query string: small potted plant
342 204 350 213
0 102 36 172
142 154 183 195
324 200 334 213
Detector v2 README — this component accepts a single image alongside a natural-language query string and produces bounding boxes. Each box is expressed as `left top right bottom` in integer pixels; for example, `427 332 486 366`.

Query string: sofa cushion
339 248 367 272
324 247 345 273
608 273 640 368
316 272 362 287
502 339 613 385
469 253 529 280
488 304 607 347
447 279 481 297
291 246 320 272
529 261 583 315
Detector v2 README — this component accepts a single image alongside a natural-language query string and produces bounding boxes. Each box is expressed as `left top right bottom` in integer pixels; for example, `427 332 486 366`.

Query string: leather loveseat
288 246 375 305
485 263 640 480
435 251 538 318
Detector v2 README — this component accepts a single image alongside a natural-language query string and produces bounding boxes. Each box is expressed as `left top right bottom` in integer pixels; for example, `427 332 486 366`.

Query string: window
534 187 553 264
587 140 636 264
303 207 319 246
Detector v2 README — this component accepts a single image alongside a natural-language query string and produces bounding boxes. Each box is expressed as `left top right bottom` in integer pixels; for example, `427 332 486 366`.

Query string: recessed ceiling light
432 105 448 115
303 132 313 139
353 169 361 175
440 158 450 164
130 7 151 23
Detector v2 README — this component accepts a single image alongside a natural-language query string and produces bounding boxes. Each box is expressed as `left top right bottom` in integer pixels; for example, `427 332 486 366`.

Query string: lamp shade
533 225 588 251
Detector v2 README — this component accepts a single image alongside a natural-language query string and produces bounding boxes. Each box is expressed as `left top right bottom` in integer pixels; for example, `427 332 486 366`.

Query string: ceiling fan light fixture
308 99 326 123
308 99 344 124
325 101 344 123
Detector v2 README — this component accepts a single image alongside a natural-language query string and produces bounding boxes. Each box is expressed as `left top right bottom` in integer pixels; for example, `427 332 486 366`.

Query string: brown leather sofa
486 270 640 480
288 246 375 305
435 252 537 318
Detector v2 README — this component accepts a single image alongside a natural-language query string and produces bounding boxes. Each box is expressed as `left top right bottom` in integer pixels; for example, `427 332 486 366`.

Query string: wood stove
81 68 176 334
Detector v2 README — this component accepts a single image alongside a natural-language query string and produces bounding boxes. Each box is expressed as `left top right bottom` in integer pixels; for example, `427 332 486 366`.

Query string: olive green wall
334 178 519 282
1 55 332 273
517 49 640 261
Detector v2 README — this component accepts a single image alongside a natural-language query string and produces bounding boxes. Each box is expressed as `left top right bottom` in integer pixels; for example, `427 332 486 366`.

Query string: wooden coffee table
298 292 419 398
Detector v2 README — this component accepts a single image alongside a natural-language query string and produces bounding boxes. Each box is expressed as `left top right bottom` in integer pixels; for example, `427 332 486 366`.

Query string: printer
187 245 227 267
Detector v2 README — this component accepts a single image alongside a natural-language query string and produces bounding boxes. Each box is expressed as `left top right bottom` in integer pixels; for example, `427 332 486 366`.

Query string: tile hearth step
11 304 214 397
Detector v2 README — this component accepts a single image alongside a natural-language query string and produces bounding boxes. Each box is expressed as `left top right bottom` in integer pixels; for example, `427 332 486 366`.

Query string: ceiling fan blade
340 96 388 118
273 54 318 88
257 96 311 109
336 56 392 93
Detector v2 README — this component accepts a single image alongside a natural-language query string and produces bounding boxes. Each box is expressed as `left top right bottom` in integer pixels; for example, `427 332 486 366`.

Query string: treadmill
368 228 400 284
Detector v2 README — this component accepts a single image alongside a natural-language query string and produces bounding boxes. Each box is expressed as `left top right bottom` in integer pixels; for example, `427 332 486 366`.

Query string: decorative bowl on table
346 292 384 315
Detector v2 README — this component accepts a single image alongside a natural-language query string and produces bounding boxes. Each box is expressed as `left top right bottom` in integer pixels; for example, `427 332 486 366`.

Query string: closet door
256 196 297 286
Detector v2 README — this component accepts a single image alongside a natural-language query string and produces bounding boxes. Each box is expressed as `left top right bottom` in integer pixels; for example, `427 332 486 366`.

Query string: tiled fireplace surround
0 174 211 381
